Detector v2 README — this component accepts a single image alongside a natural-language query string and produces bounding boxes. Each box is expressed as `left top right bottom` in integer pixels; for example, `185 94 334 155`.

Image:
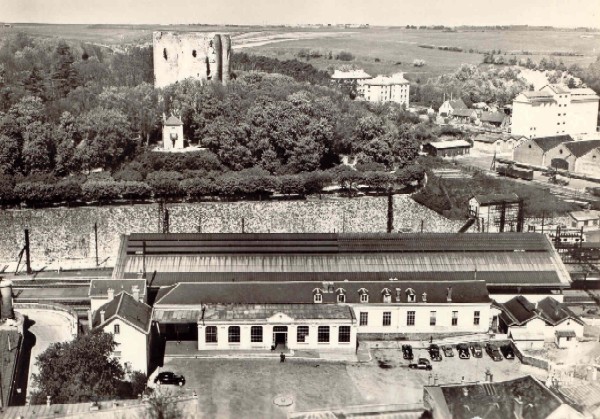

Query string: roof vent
447 287 453 303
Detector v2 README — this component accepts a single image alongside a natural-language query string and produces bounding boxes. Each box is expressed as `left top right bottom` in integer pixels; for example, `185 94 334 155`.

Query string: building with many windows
511 84 599 139
153 279 490 351
357 73 410 106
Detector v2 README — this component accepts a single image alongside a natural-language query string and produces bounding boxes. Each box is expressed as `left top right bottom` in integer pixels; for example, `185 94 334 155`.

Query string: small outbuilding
162 115 185 150
424 140 471 157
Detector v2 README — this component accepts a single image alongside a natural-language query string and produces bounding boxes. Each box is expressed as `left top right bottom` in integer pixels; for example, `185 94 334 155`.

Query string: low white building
499 296 585 348
569 210 600 230
153 279 491 352
92 292 153 374
357 73 410 106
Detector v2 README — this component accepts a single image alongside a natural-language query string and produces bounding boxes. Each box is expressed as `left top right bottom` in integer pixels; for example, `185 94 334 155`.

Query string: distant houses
331 70 410 106
438 98 468 117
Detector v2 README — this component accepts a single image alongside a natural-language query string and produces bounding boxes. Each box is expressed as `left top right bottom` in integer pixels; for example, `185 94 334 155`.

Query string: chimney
0 279 14 320
395 288 401 302
87 310 93 327
100 310 106 324
514 396 524 419
107 288 114 301
422 292 427 303
47 396 51 406
132 285 140 301
446 287 453 303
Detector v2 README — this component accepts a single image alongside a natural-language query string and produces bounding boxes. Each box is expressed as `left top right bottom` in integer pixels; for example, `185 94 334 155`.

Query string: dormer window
382 288 392 303
358 288 369 303
406 288 416 302
313 288 323 304
336 288 346 303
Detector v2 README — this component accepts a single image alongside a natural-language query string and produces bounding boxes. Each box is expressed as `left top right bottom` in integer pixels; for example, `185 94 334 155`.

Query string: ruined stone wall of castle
153 31 231 88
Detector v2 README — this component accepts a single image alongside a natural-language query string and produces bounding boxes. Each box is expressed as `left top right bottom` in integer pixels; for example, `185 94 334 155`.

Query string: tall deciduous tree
31 331 124 404
52 41 80 99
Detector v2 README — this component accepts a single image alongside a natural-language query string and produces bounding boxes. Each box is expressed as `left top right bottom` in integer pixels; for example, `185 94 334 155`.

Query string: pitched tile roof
93 292 152 334
536 296 584 326
544 84 571 94
89 279 146 298
449 99 467 110
564 140 600 158
473 193 520 205
154 280 489 306
164 116 183 126
499 295 583 327
531 135 572 152
499 295 537 326
433 376 565 419
451 109 476 118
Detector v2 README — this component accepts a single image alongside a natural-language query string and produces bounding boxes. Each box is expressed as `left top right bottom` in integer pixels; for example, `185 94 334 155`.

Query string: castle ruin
153 31 232 88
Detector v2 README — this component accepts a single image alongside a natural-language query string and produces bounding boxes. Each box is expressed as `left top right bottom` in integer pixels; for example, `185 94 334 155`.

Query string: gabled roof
93 292 152 334
448 99 467 110
480 111 506 124
472 193 520 206
563 140 600 158
569 87 599 100
164 116 183 126
154 280 490 306
89 279 146 298
521 91 555 102
360 73 408 86
430 376 569 419
531 135 572 152
451 108 476 118
536 296 584 326
499 295 537 327
544 84 571 95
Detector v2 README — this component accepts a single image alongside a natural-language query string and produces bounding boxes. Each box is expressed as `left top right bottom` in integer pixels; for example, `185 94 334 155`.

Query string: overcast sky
2 0 600 28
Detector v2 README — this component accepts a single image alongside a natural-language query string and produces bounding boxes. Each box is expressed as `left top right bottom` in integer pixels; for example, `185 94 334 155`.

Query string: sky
2 0 600 28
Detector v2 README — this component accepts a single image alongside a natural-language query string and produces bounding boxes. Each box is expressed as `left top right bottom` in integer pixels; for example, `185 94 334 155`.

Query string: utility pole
24 229 32 275
94 223 99 267
242 217 245 234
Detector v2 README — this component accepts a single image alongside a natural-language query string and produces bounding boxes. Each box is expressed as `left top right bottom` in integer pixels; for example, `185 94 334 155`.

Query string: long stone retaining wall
0 196 463 269
14 303 79 337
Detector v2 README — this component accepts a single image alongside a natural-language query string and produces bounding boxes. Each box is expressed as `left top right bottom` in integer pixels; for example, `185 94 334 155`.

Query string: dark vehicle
457 343 470 359
402 344 414 360
442 345 454 357
485 343 503 361
409 358 432 370
496 165 534 181
471 343 483 358
428 344 442 361
154 371 186 386
500 344 515 360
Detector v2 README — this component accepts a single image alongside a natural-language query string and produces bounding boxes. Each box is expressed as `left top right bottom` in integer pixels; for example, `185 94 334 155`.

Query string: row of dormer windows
313 287 428 304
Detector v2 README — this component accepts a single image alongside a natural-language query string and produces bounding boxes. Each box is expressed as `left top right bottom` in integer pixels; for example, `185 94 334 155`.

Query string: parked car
409 358 433 370
428 344 442 361
457 343 470 359
500 344 515 360
471 343 483 358
485 343 503 361
442 345 454 357
154 371 186 386
402 344 414 360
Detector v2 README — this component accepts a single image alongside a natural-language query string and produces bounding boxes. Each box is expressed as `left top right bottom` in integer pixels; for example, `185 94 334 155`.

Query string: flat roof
427 140 472 149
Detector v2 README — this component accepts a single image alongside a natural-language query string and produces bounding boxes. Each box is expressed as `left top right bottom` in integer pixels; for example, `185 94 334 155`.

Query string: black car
442 345 454 357
428 344 442 361
402 344 414 360
485 343 503 361
471 343 483 358
500 344 515 360
409 358 432 370
154 371 186 386
456 343 470 359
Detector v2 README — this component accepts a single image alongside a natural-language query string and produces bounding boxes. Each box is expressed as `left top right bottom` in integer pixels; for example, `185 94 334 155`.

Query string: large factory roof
112 233 571 289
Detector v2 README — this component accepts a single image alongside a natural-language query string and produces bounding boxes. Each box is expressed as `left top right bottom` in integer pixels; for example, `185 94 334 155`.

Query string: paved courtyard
160 343 548 419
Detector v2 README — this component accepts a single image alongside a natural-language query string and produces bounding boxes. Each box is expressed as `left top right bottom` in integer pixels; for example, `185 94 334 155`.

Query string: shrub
181 177 215 198
336 51 355 61
146 171 184 198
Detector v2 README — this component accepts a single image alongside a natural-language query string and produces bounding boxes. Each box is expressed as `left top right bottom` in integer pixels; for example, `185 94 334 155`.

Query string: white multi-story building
358 73 410 106
511 84 599 139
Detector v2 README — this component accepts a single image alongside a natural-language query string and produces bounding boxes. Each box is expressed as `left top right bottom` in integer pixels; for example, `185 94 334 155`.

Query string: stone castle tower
153 31 232 89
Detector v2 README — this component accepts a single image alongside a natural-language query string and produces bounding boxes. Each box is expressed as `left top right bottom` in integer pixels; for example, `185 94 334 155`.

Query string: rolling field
2 24 598 81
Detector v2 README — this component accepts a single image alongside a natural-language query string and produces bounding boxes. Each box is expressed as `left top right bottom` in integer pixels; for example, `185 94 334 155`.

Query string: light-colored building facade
569 210 600 230
92 292 152 374
511 84 599 139
357 73 410 106
512 135 572 167
543 139 600 176
153 280 491 352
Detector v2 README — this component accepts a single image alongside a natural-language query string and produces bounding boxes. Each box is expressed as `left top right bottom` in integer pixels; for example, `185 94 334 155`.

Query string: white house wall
104 320 149 374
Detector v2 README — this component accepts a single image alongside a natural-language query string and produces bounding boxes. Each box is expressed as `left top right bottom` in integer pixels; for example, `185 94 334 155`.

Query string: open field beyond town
2 25 598 81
